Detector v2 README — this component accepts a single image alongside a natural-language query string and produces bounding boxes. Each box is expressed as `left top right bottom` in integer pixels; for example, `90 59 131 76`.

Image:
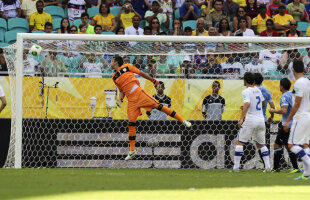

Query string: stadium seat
297 22 310 36
53 18 62 31
101 32 116 35
5 30 22 44
73 19 82 27
182 20 197 30
87 7 99 18
0 42 9 47
110 6 121 17
56 55 72 67
44 6 65 20
0 33 4 42
8 18 29 32
139 20 146 29
32 30 45 33
71 55 84 68
0 18 7 36
174 9 180 19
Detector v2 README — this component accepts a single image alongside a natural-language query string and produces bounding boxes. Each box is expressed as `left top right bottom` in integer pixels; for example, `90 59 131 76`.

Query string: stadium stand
8 18 29 32
44 6 65 20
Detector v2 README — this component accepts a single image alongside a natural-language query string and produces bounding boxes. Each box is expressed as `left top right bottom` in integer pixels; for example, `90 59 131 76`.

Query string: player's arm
267 101 275 124
116 91 125 107
284 96 302 132
0 96 7 113
239 102 250 128
138 71 159 87
269 105 288 114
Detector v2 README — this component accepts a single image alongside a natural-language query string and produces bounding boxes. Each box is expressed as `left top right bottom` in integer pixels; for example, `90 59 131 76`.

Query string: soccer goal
3 34 310 169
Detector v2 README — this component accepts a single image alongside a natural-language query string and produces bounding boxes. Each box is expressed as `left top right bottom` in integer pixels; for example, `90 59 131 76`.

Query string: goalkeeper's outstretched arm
139 71 159 87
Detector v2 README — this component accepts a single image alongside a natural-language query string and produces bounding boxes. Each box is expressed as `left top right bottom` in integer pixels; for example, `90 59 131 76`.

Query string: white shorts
288 113 310 145
238 119 266 145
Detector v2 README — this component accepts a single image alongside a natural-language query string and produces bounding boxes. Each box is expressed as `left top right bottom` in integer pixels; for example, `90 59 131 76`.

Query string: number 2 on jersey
256 96 261 111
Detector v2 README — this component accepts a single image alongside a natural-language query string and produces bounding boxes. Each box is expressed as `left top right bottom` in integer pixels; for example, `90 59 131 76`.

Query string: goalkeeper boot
125 150 137 161
294 175 310 180
183 120 192 128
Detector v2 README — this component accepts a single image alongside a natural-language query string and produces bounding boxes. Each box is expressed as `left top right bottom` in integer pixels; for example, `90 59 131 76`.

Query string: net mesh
3 36 309 169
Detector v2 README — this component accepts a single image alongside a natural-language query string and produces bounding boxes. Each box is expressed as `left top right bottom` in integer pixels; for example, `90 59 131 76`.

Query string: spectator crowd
1 0 310 78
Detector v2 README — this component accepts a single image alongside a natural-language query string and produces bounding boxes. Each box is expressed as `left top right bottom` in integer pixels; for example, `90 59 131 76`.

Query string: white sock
291 146 310 177
233 145 243 170
260 146 271 169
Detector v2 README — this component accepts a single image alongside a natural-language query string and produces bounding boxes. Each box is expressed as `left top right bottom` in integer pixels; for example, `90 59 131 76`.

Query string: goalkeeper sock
258 149 265 168
291 146 310 177
158 105 184 123
274 148 283 170
128 123 136 152
233 145 243 170
288 151 299 169
260 146 270 169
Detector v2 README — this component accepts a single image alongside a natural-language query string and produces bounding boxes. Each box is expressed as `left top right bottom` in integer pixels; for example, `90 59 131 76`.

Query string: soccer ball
30 44 42 56
147 138 159 148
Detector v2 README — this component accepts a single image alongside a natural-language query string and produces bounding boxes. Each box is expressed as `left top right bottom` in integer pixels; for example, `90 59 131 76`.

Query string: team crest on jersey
242 95 246 100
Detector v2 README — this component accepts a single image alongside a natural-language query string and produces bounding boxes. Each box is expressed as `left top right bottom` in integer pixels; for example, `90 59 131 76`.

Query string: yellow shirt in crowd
93 13 115 29
252 14 271 34
29 11 52 30
192 29 208 36
120 12 135 29
272 14 294 34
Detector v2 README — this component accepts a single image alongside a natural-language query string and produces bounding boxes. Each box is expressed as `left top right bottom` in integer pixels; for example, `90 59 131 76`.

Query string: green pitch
0 169 310 200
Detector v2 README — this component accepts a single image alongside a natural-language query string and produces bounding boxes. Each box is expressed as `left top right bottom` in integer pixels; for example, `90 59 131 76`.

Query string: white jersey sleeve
242 89 250 103
293 77 310 118
0 85 4 97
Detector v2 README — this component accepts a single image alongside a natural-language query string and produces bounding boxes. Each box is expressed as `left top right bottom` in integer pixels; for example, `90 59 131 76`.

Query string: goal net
3 34 310 169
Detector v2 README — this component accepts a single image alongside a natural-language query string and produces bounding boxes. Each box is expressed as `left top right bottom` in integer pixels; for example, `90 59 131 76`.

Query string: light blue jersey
259 87 273 122
280 91 293 128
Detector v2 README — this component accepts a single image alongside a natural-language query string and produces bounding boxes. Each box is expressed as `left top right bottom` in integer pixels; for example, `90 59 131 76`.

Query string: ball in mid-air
30 44 42 56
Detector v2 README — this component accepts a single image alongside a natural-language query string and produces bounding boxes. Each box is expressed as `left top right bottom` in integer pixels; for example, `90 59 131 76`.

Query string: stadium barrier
0 118 293 169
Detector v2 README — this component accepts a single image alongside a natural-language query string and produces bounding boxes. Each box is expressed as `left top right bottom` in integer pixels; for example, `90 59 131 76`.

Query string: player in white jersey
232 72 271 172
283 60 310 180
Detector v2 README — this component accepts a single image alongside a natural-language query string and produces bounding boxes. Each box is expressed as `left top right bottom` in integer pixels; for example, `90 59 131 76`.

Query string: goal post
4 33 310 169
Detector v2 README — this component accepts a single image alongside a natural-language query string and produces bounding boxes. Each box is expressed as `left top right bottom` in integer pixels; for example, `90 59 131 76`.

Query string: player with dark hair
148 81 172 120
111 56 192 160
253 72 275 168
232 72 271 172
202 81 225 120
284 60 310 180
269 78 300 173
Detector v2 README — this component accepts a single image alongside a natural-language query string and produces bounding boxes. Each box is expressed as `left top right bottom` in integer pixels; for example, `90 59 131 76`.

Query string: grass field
0 169 310 200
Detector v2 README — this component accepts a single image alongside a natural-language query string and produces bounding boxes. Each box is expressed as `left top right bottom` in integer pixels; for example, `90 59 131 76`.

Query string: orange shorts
127 87 159 122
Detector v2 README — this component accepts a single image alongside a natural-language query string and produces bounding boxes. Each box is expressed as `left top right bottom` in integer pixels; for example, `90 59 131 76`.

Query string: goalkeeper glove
116 98 123 108
151 78 159 88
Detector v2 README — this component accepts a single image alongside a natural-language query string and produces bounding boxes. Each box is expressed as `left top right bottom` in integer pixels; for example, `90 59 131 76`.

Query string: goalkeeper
111 56 192 161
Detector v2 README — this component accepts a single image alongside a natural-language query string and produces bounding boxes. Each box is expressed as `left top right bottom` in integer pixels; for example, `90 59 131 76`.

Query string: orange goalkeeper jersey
112 64 141 97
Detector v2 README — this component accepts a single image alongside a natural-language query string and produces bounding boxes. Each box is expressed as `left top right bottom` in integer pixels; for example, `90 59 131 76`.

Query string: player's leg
125 103 140 161
255 122 271 171
273 126 285 172
232 121 252 171
281 127 300 172
288 118 310 179
139 89 191 127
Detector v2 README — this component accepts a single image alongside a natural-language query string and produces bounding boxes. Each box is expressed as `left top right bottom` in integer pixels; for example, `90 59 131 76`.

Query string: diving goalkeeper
111 56 192 161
